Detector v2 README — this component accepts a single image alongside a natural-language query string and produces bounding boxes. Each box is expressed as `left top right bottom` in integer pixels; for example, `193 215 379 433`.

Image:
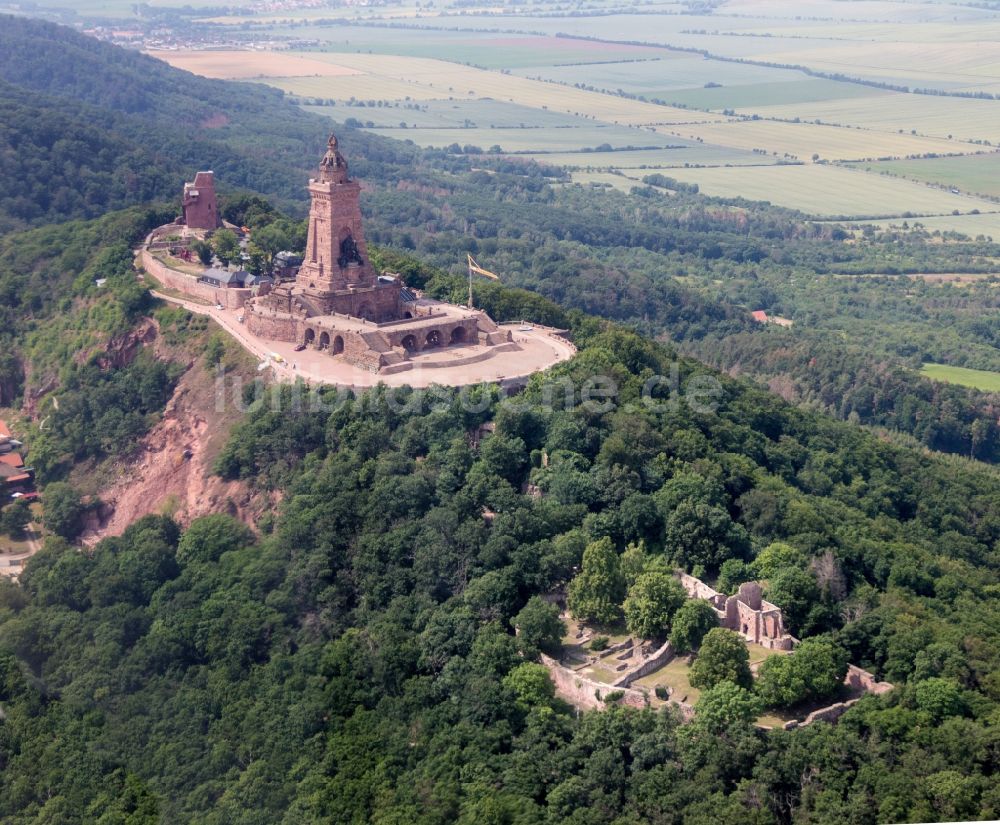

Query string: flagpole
468 254 474 309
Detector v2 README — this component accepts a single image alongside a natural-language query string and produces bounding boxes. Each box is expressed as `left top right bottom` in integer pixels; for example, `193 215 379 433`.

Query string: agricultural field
838 212 1000 239
744 93 1000 144
517 146 778 169
847 154 1000 199
359 125 683 154
656 164 997 218
146 49 362 80
302 99 594 131
920 363 1000 392
144 0 1000 223
271 26 674 70
660 120 969 163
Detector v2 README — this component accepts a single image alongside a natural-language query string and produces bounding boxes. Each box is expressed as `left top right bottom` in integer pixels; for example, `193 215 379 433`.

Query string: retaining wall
541 654 648 711
613 640 675 688
139 249 251 311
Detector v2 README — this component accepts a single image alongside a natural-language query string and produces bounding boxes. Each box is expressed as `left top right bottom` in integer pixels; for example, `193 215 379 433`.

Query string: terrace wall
540 654 649 711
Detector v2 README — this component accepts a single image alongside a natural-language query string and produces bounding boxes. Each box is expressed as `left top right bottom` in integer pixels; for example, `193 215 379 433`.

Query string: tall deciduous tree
622 572 687 640
512 596 565 657
669 599 719 654
210 228 241 267
689 628 753 690
755 637 848 708
567 537 624 626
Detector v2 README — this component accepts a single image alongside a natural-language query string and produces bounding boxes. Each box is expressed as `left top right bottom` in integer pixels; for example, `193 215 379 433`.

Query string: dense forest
0 18 999 824
2 316 999 822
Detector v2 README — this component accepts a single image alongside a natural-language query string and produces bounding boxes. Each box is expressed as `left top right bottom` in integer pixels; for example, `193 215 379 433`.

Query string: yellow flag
468 253 499 280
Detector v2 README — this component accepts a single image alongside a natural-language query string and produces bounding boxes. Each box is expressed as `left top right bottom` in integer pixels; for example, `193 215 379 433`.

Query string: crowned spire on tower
318 133 349 183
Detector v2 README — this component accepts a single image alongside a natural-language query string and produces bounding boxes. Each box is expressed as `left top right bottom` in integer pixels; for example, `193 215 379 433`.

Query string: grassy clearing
661 163 996 217
920 363 1000 392
847 154 1000 198
567 172 639 193
634 657 701 704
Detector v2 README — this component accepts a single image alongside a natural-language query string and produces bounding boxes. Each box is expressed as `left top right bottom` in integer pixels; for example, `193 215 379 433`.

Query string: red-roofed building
751 310 769 323
0 453 24 469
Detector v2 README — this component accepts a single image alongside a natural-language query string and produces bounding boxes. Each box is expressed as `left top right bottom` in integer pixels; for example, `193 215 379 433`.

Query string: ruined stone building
182 171 221 231
676 572 795 650
245 135 512 372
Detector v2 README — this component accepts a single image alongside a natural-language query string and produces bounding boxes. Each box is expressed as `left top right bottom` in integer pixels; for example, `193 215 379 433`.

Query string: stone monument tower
297 134 376 298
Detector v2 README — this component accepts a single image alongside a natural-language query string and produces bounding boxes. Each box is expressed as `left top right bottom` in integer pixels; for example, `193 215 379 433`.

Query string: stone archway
403 311 413 319
332 335 345 355
304 328 316 346
425 329 442 348
401 334 418 352
319 331 330 350
450 326 467 345
357 303 375 322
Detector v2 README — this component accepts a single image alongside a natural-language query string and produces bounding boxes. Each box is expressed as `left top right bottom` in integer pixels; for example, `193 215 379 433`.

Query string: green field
519 145 776 169
361 124 690 153
656 163 994 218
303 99 597 130
920 363 1000 392
848 154 1000 199
837 212 1000 239
274 25 675 70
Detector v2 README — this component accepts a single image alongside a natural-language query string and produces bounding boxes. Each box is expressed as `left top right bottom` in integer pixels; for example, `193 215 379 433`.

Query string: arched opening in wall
742 623 748 635
403 311 413 319
425 330 441 348
332 335 345 355
357 303 374 322
304 328 315 346
450 326 467 345
318 332 330 350
401 335 417 352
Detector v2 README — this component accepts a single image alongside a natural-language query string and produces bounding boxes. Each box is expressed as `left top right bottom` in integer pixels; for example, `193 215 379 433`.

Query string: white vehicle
215 304 225 310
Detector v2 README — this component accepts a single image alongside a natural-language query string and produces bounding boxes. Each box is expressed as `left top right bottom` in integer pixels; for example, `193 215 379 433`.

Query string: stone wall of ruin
540 654 649 711
139 249 250 311
613 640 676 688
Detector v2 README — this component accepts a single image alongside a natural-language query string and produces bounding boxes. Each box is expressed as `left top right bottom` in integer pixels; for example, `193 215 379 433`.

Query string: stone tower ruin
182 171 221 231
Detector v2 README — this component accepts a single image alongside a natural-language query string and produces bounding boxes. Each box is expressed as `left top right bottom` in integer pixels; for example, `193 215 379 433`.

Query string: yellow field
145 49 362 80
300 53 724 125
658 164 996 217
154 49 723 126
265 74 447 103
660 119 968 162
745 93 1000 143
